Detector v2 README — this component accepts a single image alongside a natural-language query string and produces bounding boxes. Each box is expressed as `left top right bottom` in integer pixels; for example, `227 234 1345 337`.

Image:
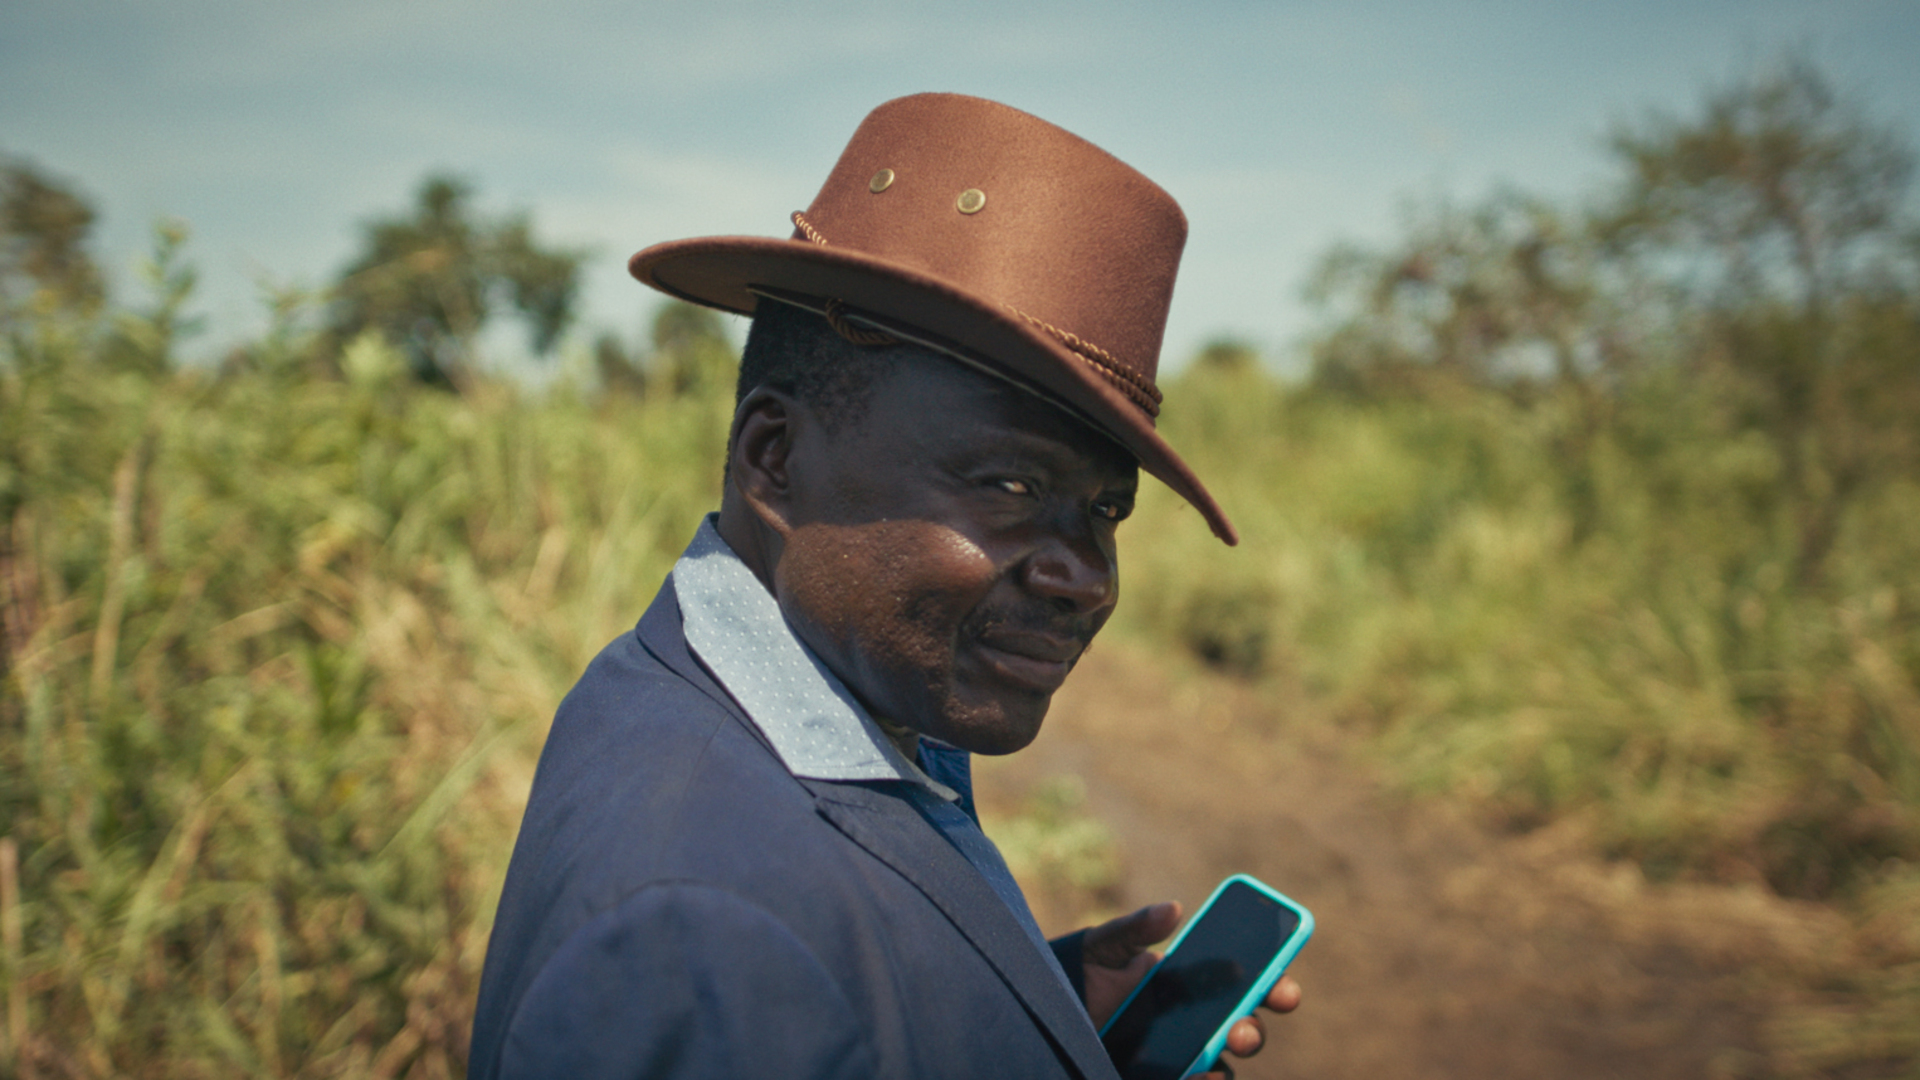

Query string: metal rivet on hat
956 188 987 214
869 168 895 193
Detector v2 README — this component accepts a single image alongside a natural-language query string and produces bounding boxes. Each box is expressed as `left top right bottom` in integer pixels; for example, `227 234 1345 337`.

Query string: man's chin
923 695 1050 756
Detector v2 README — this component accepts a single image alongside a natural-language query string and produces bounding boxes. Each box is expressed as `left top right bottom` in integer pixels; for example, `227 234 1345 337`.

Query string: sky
4 0 1918 375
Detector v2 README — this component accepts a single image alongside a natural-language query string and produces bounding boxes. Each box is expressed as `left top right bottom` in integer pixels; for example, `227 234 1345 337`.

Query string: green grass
3 308 1917 1073
1 323 727 1077
1119 360 1920 1073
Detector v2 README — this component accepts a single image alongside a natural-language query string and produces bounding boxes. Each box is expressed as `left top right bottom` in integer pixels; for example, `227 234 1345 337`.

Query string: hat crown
797 94 1187 399
626 92 1237 543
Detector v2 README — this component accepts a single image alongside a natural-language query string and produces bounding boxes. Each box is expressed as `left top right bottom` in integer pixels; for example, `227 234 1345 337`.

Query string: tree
1597 59 1920 585
2 160 197 376
1306 58 1920 582
0 157 104 319
328 175 583 389
648 300 735 399
1600 57 1914 309
1305 190 1611 400
593 300 737 400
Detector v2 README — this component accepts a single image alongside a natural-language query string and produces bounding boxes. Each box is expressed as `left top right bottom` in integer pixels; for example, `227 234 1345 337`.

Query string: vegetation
592 300 737 402
2 206 730 1076
1117 60 1920 1070
2 59 1916 1078
2 160 103 319
325 176 584 390
1140 60 1920 896
982 776 1123 923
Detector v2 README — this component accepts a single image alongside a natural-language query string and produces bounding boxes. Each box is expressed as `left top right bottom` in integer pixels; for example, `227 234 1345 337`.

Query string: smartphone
1097 874 1314 1080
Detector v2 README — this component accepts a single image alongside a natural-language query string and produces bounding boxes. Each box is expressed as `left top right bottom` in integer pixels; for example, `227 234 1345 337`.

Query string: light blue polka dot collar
672 516 960 802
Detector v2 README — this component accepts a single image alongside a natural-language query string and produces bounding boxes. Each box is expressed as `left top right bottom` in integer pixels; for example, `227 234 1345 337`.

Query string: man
469 93 1299 1079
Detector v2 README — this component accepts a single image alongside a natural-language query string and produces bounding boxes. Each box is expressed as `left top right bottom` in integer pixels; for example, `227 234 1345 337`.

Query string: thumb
1084 901 1182 969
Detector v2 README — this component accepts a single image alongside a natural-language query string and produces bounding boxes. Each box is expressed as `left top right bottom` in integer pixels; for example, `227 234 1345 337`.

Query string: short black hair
736 299 901 434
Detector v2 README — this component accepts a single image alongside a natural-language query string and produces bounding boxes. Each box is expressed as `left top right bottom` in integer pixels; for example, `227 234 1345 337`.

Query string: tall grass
1 313 726 1076
1126 359 1920 898
3 291 1916 1072
1117 356 1920 1071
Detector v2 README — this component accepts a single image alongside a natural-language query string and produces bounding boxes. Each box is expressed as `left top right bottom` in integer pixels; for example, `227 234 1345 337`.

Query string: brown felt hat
629 92 1236 545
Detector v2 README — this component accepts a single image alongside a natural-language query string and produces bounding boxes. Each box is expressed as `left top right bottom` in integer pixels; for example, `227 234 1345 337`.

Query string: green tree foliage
1601 57 1914 306
1291 58 1920 917
647 300 735 398
0 162 201 379
593 330 647 396
1309 59 1920 584
1308 190 1609 398
1305 190 1631 542
593 300 737 400
0 158 104 319
98 221 202 377
1599 60 1920 586
328 175 583 389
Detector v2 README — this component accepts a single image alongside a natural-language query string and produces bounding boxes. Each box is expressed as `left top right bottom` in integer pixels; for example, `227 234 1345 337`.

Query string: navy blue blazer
469 578 1119 1079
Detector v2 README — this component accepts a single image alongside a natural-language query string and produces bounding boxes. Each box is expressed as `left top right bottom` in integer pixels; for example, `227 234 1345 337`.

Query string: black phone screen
1099 881 1301 1080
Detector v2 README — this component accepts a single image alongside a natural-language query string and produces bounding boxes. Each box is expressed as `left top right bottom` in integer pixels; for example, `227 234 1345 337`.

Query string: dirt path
973 645 1837 1079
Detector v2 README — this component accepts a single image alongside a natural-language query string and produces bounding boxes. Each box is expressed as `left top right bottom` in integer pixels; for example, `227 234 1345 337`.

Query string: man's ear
727 387 800 537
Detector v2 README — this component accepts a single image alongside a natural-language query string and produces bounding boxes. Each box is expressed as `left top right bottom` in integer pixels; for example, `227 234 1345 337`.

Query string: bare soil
974 645 1848 1080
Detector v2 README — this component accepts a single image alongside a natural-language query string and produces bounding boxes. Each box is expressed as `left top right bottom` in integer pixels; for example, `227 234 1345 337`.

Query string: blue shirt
672 517 1079 1004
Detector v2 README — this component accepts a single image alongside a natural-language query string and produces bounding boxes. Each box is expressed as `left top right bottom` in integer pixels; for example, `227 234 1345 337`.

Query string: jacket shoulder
498 881 878 1080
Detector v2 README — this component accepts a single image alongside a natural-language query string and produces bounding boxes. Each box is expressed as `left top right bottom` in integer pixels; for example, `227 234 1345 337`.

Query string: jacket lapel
806 780 1118 1080
640 575 1117 1080
634 577 773 742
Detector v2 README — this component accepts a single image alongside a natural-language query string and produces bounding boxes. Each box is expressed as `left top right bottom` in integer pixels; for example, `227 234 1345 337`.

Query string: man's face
772 354 1138 755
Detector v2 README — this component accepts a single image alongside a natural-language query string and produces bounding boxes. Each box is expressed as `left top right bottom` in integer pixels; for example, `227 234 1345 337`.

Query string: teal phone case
1096 874 1314 1079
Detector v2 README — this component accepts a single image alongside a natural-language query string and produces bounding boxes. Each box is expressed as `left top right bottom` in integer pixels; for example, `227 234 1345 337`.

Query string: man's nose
1019 530 1117 615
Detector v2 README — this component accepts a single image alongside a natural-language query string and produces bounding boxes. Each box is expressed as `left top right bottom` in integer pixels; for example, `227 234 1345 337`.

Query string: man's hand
1080 902 1303 1078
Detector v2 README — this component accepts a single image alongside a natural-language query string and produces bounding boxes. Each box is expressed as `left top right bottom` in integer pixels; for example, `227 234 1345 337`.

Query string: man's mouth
971 628 1084 693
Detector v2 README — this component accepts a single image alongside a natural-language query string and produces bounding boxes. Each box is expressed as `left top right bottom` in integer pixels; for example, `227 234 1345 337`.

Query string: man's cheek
778 524 885 627
872 539 995 662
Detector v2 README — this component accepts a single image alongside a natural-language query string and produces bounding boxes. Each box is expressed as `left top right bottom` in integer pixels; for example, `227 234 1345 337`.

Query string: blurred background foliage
2 58 1917 1077
323 175 584 391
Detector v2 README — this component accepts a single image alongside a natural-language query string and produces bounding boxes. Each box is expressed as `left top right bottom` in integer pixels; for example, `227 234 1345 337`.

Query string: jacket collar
633 581 1117 1080
670 517 956 800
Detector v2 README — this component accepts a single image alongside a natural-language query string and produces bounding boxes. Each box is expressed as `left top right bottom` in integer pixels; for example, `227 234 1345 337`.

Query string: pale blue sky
4 0 1917 373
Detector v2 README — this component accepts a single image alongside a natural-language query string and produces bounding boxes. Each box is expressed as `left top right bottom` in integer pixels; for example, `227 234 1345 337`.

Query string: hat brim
630 235 1237 545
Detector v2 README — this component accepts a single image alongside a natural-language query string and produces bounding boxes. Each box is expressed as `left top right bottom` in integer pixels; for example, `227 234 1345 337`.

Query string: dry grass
0 322 725 1077
2 293 1915 1074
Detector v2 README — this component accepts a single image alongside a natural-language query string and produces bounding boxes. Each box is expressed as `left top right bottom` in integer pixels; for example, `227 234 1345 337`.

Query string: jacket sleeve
498 881 878 1080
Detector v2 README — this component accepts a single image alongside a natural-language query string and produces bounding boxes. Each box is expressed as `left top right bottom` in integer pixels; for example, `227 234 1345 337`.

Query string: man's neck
872 715 920 764
716 495 779 594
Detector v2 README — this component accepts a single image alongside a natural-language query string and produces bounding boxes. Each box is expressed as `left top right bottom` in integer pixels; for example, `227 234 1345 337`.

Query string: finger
1222 1013 1266 1058
1078 946 1162 1030
1082 901 1181 968
1120 901 1180 946
1263 975 1302 1014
